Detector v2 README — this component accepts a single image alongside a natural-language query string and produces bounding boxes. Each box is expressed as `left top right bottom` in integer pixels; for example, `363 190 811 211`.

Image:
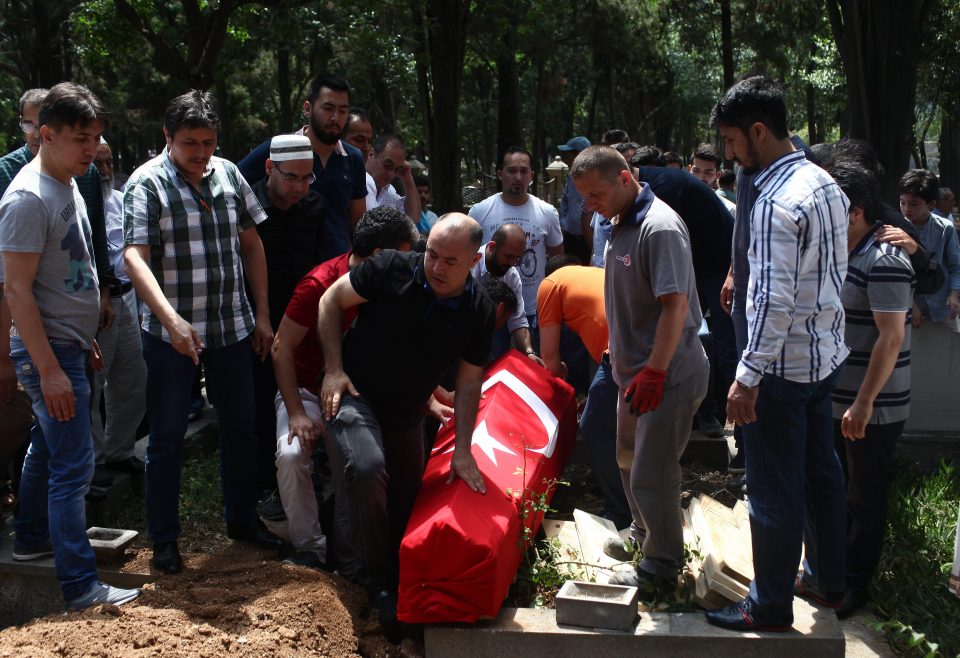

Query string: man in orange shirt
538 257 630 529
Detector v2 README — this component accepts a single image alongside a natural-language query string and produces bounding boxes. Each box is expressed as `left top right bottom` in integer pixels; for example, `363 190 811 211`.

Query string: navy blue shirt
238 137 366 262
635 166 733 280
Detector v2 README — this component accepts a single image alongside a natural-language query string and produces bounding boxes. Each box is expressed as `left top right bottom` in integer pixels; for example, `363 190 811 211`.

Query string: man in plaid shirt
123 90 282 575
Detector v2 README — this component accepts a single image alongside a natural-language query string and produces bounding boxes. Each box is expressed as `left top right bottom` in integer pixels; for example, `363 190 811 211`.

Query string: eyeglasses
274 164 316 185
376 151 399 174
19 119 38 134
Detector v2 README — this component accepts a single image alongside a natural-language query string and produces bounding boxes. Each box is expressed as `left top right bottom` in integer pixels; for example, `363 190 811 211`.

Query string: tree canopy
0 0 956 211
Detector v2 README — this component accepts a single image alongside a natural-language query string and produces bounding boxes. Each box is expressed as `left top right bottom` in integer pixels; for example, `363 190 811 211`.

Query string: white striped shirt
736 150 850 386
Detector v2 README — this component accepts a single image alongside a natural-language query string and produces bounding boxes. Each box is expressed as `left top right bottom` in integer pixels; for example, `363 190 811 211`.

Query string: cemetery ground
0 409 956 657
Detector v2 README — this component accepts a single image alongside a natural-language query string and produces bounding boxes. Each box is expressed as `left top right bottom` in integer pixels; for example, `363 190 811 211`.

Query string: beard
309 111 342 146
100 176 114 201
486 258 511 277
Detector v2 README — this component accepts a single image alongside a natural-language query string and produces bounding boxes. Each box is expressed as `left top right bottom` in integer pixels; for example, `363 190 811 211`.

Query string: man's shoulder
468 193 499 219
127 153 168 188
0 145 30 170
528 194 560 218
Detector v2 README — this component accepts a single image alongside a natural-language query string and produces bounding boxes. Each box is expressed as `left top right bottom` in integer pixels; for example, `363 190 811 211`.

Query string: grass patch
94 427 227 552
873 459 960 657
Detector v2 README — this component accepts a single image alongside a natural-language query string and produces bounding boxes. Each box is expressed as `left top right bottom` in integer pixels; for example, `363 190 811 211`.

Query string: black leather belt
109 281 133 297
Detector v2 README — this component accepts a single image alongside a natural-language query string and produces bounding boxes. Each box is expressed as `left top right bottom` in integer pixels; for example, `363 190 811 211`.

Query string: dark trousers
834 418 904 593
142 332 260 545
325 394 425 594
696 274 738 422
746 369 847 616
251 352 279 491
579 356 631 529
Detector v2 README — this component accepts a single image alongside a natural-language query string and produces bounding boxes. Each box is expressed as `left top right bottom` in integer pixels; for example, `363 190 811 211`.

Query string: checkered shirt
123 149 267 348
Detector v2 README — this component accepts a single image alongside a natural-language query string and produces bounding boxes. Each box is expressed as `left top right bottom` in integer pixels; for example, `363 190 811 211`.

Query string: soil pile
0 544 417 657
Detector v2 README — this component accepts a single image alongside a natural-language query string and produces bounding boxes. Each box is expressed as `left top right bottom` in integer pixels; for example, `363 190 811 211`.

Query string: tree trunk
277 47 292 132
531 56 546 197
720 0 734 90
496 32 523 165
418 0 472 214
827 0 934 202
941 110 960 199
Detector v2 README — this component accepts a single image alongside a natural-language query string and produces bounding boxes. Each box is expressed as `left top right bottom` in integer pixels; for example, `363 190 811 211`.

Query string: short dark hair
570 145 630 182
413 175 430 189
808 142 836 169
631 145 663 167
614 142 640 157
501 146 532 169
828 162 881 221
352 205 418 257
601 129 630 145
481 277 518 315
718 170 736 188
545 254 581 276
710 75 789 140
833 138 883 176
306 73 351 104
164 90 219 138
19 88 48 115
373 134 404 155
691 143 721 168
897 169 939 204
662 151 683 167
38 82 107 132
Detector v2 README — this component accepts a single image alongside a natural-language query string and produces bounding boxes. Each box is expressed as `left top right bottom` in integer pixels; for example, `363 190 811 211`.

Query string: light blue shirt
913 213 960 323
559 176 584 235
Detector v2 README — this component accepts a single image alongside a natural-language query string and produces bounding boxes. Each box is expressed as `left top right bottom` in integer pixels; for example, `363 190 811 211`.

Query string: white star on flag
444 420 516 466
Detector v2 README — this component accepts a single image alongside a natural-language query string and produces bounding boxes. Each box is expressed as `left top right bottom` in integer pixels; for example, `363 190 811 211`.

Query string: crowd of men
0 70 957 638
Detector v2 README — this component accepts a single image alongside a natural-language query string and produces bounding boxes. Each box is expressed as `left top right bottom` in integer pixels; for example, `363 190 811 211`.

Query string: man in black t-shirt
316 213 495 620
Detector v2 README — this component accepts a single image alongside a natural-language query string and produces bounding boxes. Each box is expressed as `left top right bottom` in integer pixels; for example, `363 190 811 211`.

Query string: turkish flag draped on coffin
397 350 577 624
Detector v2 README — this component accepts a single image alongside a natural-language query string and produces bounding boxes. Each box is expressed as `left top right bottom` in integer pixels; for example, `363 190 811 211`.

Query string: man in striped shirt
706 75 850 632
124 91 282 575
826 163 914 619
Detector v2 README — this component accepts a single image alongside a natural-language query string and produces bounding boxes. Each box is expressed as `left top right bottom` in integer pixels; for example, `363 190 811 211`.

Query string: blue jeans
142 332 259 544
11 337 98 600
579 356 630 528
746 368 847 616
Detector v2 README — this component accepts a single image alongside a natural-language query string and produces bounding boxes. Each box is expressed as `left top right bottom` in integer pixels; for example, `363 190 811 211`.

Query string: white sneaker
66 580 140 610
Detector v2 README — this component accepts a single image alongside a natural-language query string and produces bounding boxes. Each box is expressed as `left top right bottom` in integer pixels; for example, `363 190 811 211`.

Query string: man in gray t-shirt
0 82 138 610
572 146 708 598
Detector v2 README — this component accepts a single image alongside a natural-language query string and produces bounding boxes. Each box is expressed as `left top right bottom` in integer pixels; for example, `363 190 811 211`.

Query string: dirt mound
0 544 415 657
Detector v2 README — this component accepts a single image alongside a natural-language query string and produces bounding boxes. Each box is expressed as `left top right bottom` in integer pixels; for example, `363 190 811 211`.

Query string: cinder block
426 602 844 658
86 527 138 559
555 581 638 631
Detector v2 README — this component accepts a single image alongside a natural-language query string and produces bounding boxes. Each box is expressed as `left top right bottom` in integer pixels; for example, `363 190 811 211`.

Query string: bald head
424 213 484 298
433 212 484 250
492 223 526 250
486 222 526 277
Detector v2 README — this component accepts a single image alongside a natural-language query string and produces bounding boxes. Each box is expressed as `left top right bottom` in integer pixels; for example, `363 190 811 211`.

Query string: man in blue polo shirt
239 73 366 262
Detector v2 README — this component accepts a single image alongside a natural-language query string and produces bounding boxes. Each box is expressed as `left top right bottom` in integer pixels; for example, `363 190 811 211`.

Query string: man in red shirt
270 206 418 568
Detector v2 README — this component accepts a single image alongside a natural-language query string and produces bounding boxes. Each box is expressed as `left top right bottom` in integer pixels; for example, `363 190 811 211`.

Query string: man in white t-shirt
468 147 564 334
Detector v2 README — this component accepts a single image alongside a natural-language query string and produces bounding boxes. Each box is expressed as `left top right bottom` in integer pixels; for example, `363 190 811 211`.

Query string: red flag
397 351 577 623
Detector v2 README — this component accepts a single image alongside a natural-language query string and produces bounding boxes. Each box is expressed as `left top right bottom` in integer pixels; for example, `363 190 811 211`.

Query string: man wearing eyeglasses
363 134 420 223
246 135 327 484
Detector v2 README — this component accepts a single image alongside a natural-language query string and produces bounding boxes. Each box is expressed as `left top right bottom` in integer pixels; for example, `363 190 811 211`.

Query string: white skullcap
270 134 312 162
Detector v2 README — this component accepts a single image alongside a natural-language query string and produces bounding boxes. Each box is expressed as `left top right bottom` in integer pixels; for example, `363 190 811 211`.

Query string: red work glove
624 367 667 416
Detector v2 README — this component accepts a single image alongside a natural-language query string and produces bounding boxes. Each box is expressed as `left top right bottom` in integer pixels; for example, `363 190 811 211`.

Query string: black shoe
704 597 792 632
257 489 287 522
282 551 325 570
152 541 183 574
836 588 869 619
107 456 145 474
91 465 113 488
227 520 284 550
699 414 725 438
794 573 843 608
